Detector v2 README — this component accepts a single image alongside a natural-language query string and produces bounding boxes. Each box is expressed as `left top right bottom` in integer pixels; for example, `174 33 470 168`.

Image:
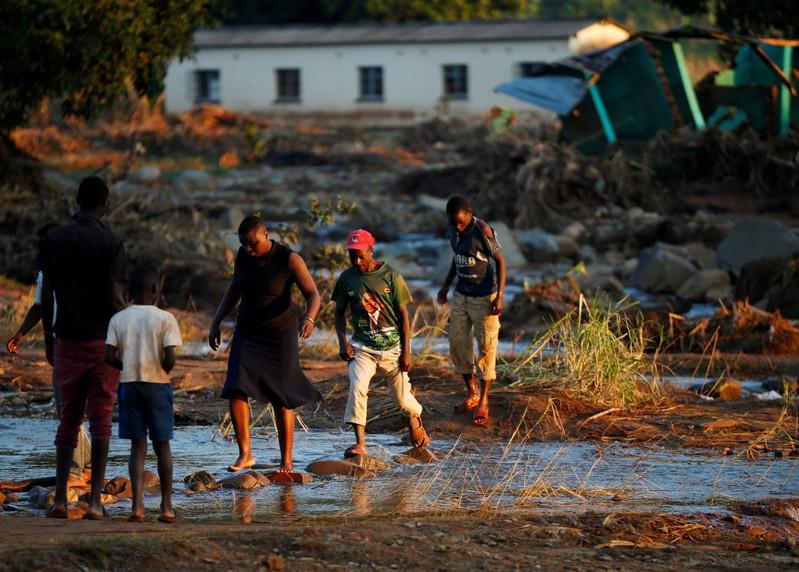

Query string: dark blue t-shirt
447 218 502 297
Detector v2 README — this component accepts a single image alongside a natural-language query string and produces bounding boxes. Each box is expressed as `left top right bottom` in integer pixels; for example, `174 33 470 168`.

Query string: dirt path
1 505 798 571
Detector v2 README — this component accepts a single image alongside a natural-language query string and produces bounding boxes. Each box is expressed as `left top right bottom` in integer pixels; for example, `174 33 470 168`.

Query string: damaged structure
497 27 799 153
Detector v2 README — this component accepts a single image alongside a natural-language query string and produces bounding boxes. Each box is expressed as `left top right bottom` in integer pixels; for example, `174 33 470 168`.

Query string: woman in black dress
209 216 321 472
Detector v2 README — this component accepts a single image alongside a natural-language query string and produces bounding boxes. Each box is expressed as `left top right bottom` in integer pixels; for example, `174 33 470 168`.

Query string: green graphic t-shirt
332 263 413 351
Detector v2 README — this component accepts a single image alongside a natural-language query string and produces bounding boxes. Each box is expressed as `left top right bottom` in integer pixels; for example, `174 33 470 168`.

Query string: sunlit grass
503 295 661 408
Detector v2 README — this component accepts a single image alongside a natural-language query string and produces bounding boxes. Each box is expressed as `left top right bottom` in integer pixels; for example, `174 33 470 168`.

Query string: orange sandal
409 416 431 448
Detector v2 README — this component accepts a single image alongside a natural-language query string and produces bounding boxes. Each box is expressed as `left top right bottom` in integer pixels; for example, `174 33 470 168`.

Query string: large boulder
515 228 559 263
634 244 698 293
489 221 526 268
676 270 731 302
375 241 425 278
716 219 799 274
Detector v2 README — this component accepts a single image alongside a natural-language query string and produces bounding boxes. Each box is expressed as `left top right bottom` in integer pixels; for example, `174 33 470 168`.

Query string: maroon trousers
54 339 119 447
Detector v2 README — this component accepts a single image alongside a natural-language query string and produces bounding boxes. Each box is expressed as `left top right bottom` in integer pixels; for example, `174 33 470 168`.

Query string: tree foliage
0 0 224 132
659 0 799 38
225 0 530 24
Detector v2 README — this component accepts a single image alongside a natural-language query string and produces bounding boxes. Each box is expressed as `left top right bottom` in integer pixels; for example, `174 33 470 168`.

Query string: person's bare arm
289 252 321 339
104 344 123 370
208 281 241 350
6 304 42 354
493 250 506 315
398 305 413 372
477 220 506 316
41 271 55 366
111 282 127 313
335 304 353 362
436 258 456 305
162 346 177 374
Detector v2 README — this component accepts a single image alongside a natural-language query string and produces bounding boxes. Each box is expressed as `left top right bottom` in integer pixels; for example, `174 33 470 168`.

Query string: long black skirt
221 324 321 409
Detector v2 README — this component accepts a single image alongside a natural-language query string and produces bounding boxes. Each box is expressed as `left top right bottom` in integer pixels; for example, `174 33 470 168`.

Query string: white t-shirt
34 271 57 327
106 305 183 384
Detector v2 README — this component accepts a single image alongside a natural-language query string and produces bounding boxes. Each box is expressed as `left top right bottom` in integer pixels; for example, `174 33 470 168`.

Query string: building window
359 66 384 101
195 70 220 104
517 62 540 78
443 64 468 99
276 68 301 102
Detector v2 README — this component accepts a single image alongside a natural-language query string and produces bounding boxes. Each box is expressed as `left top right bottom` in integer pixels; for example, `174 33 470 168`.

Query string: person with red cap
333 229 431 457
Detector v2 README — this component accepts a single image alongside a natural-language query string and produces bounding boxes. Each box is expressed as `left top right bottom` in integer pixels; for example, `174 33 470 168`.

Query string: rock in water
184 470 217 487
305 459 377 478
402 447 439 463
103 476 131 497
392 454 423 465
717 219 799 274
248 471 271 486
347 454 392 471
515 228 559 263
267 471 313 484
217 473 261 490
142 470 159 489
689 378 741 401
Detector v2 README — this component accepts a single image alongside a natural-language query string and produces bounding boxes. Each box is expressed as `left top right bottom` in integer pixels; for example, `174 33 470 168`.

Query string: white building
164 19 629 117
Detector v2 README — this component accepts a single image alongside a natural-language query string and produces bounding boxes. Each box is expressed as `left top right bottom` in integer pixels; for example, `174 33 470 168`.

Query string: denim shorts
118 382 173 441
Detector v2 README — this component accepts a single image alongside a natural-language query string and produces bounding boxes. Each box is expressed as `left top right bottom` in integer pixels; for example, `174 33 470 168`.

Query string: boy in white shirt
105 266 182 523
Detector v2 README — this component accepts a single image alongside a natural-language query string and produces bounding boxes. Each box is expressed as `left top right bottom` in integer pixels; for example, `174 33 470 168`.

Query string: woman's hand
208 323 222 351
298 317 315 340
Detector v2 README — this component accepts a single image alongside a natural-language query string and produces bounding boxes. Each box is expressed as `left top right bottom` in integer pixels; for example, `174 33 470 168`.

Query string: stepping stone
402 447 438 463
306 459 376 478
347 454 391 471
217 473 261 490
392 454 423 466
266 471 313 484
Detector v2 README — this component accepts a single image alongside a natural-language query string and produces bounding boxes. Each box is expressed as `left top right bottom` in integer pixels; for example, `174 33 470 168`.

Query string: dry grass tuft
504 296 661 409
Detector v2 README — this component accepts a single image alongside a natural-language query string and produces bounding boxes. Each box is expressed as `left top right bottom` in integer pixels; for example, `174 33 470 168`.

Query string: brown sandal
409 416 431 448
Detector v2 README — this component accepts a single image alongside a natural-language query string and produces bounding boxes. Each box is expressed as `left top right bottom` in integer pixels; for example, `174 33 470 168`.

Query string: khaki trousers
449 292 500 381
344 344 423 427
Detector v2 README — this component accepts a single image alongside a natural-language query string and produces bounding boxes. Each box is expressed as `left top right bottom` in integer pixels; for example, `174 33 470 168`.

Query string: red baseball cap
346 229 376 250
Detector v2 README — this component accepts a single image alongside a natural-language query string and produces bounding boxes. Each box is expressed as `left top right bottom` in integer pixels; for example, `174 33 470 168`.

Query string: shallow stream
1 417 796 522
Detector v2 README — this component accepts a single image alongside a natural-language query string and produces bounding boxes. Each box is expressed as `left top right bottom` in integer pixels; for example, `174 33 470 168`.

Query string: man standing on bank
437 196 506 426
333 229 430 456
40 176 128 519
209 216 321 473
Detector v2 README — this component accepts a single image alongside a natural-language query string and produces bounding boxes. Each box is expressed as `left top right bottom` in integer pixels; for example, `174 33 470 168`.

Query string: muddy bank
1 504 798 571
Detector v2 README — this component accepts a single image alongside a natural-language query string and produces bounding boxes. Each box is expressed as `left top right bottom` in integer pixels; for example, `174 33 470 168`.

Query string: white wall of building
164 39 572 115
